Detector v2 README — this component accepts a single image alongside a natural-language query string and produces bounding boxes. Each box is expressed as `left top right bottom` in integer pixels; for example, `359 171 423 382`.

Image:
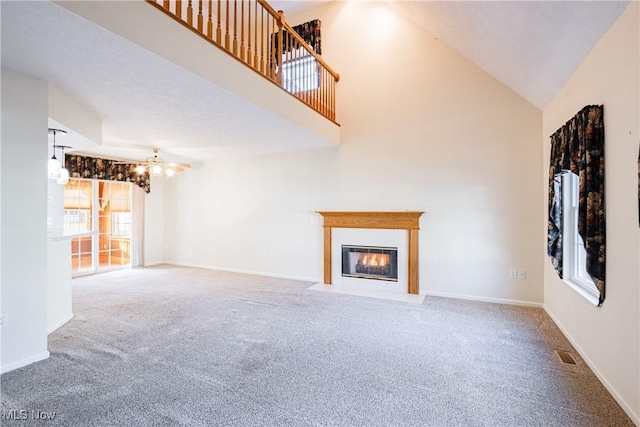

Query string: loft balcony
1 0 341 163
148 0 339 122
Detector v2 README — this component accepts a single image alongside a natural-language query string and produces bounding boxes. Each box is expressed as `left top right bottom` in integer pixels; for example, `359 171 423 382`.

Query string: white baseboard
1 351 50 374
169 262 320 283
544 306 639 426
143 261 169 267
421 290 544 308
47 313 74 335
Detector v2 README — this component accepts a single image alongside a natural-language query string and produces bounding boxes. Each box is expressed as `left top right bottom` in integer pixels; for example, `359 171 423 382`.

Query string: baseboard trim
421 290 543 308
143 261 169 267
1 351 50 374
47 313 74 335
543 306 639 426
168 262 320 283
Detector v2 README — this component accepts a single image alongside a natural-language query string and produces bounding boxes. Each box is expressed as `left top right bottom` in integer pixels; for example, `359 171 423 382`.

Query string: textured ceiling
1 1 335 164
1 0 630 163
385 0 630 109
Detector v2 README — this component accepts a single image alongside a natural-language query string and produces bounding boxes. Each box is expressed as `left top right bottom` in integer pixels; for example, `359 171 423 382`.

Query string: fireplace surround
317 211 424 294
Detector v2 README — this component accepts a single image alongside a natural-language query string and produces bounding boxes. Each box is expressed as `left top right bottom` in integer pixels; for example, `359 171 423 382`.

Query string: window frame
561 171 600 305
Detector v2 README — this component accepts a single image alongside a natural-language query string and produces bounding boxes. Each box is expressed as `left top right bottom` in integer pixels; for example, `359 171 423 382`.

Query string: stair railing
147 0 340 122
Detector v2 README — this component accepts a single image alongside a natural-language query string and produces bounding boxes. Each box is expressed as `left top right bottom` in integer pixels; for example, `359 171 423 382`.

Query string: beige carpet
0 265 633 426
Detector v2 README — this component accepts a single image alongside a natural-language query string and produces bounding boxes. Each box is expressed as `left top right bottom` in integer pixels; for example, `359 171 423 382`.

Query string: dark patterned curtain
66 154 151 194
547 105 605 305
272 19 321 62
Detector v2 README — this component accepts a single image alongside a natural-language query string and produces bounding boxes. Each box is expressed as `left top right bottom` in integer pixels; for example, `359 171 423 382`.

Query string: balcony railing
147 0 340 122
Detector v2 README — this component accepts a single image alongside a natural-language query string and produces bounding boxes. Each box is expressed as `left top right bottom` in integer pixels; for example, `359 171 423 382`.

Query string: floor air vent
555 350 577 365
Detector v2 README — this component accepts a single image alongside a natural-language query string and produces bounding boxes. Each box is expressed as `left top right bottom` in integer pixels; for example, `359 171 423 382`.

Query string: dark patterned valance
66 154 151 194
272 19 321 60
291 19 321 55
547 105 605 305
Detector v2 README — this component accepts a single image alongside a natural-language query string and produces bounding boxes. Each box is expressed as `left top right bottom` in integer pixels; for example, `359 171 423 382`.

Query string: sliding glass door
64 179 133 275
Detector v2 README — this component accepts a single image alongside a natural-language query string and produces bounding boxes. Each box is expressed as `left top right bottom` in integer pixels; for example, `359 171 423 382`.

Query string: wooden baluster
197 0 203 32
331 78 335 121
187 0 193 26
270 16 276 80
292 35 302 98
325 70 329 117
324 73 331 117
260 8 265 74
216 0 222 43
240 0 245 61
253 1 259 69
225 0 230 49
320 67 326 116
163 0 170 10
276 11 283 84
331 72 335 119
312 63 317 111
246 1 251 66
283 31 288 91
328 72 332 120
176 0 182 19
294 38 299 97
207 0 213 39
233 0 238 56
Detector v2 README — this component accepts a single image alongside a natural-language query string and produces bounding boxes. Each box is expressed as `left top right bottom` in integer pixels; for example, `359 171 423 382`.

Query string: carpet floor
0 265 634 426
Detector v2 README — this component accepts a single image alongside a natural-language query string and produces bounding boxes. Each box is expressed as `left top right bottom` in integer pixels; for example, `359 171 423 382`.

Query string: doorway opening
64 179 133 275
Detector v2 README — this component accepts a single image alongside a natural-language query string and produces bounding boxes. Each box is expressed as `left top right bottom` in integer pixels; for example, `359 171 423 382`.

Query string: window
561 172 600 305
63 209 90 232
111 212 132 238
64 179 133 274
282 49 319 93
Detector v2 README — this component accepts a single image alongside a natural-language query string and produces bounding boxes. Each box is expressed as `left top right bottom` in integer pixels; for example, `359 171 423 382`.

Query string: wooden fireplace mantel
317 211 424 294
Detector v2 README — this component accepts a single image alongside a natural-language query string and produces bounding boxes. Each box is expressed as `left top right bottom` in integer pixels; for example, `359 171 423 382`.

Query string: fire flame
360 253 387 267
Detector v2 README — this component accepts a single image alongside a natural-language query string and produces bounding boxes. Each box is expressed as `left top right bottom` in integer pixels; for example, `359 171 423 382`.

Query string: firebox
341 245 398 282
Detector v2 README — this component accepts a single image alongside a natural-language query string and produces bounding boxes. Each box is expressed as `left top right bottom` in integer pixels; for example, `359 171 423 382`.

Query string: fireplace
317 211 424 294
342 245 398 282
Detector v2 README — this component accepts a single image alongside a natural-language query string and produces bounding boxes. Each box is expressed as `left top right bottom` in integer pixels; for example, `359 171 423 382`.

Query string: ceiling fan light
135 165 147 175
165 168 175 177
151 164 163 175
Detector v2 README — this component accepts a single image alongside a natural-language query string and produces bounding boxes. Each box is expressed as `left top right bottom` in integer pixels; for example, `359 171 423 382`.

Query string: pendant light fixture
56 145 71 185
47 128 67 180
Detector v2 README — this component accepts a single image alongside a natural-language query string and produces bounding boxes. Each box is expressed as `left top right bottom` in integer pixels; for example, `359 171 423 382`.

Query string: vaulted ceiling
1 0 630 164
275 0 629 109
384 0 630 109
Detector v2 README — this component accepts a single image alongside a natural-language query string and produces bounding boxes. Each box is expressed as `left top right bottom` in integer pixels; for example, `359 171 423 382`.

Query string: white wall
164 1 544 305
144 175 166 265
542 3 640 423
1 70 50 372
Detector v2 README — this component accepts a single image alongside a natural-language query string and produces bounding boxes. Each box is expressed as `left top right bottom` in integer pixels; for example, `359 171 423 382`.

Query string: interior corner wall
164 1 544 304
542 2 640 423
143 175 166 266
1 69 50 373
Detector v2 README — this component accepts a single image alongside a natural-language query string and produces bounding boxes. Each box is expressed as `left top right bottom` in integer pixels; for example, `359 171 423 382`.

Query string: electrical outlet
518 270 526 279
0 313 7 328
509 269 517 279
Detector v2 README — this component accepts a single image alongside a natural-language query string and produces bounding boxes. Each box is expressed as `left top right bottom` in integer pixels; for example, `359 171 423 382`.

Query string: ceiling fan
123 148 191 177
